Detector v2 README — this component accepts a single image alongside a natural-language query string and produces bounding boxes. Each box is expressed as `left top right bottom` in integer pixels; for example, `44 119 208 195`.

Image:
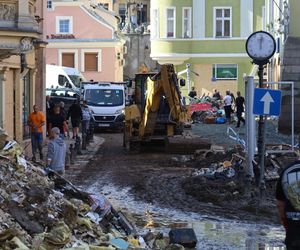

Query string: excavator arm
139 64 187 137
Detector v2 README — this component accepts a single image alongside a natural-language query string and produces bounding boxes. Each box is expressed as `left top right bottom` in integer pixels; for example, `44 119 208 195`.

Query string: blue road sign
253 88 282 116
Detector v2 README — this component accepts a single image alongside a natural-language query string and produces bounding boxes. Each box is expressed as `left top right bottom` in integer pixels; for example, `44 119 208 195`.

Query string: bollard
75 136 82 155
82 133 87 150
69 144 75 165
65 148 71 168
89 119 95 143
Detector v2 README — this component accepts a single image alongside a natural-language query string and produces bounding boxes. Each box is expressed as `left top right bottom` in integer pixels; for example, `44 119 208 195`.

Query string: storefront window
23 72 31 139
212 64 238 80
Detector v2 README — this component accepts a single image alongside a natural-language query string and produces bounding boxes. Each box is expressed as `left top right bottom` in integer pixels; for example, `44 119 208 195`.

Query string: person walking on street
60 101 69 138
28 105 46 162
235 91 246 128
46 95 54 136
49 105 67 139
59 101 67 118
223 90 233 123
188 86 197 99
81 100 92 135
47 127 66 175
67 99 83 139
212 89 221 100
276 161 300 249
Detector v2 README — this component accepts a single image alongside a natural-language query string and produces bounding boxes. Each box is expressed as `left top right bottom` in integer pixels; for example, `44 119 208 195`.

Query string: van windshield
68 75 82 88
85 89 124 107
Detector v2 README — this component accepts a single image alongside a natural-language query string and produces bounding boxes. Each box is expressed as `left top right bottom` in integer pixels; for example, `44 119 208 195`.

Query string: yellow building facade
0 0 46 146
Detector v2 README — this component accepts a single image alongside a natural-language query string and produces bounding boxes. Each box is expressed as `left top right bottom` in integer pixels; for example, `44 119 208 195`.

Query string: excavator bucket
165 135 211 154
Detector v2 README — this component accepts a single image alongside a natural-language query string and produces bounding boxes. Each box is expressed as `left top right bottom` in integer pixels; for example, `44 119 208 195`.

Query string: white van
83 82 125 129
46 64 85 92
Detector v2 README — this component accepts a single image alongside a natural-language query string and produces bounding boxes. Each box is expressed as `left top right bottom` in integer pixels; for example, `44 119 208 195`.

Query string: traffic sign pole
257 64 266 204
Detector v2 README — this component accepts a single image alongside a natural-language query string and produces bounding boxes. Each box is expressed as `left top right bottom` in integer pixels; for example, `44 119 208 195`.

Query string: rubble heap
0 140 191 250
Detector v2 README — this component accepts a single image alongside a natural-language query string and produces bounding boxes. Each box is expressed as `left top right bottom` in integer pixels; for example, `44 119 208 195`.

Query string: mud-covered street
68 132 287 249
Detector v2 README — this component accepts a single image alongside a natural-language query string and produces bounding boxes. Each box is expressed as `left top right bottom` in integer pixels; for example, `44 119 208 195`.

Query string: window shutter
62 53 75 68
85 53 98 71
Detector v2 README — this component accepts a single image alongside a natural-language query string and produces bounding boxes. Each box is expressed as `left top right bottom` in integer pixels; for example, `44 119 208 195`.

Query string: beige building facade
0 0 46 146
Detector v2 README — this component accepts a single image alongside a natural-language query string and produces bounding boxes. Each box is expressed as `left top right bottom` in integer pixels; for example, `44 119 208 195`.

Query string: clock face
246 31 276 62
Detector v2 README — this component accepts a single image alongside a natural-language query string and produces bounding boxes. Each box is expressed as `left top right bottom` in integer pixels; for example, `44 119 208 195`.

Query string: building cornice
0 30 40 38
47 40 124 49
151 53 249 64
151 53 248 60
151 37 248 42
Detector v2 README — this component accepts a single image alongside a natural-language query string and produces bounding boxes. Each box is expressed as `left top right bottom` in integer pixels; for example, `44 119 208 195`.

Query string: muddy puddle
83 181 286 250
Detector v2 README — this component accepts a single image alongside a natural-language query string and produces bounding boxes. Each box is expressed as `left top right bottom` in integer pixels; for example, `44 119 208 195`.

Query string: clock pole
245 31 276 206
257 62 266 204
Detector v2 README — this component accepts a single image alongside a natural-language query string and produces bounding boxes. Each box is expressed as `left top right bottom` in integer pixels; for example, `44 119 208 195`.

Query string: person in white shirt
223 90 233 123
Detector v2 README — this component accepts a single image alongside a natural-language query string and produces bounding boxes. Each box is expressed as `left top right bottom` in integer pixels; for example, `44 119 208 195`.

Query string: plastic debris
111 238 130 249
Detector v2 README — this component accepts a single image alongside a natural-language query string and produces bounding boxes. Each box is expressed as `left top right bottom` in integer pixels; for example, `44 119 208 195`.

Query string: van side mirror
179 78 186 87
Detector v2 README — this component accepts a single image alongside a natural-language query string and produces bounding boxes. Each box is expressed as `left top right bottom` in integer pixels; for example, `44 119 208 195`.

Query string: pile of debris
0 139 196 249
179 144 299 221
189 96 226 124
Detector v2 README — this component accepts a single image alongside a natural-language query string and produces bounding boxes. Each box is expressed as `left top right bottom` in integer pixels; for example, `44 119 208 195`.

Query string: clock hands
258 35 264 50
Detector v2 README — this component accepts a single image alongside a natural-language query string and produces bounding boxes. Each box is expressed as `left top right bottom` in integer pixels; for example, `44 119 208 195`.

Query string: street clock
246 31 276 64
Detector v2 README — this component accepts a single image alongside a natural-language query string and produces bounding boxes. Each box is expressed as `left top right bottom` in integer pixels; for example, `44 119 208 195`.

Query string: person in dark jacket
188 86 197 99
46 95 54 136
47 127 66 175
235 91 245 128
49 105 67 139
67 99 83 139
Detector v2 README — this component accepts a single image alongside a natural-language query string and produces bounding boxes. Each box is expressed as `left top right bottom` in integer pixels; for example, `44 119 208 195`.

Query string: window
183 7 192 38
81 50 101 72
262 6 266 31
119 4 126 24
22 72 31 139
151 9 159 39
214 8 231 37
137 4 147 24
166 8 176 38
84 53 98 71
47 0 52 10
56 16 73 34
212 64 237 80
58 75 68 87
62 53 75 68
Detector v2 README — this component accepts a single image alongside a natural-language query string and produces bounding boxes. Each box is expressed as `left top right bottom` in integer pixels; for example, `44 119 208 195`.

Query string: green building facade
150 0 265 97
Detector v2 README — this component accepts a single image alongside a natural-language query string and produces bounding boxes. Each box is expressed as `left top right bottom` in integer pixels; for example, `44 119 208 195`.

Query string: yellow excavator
123 64 210 153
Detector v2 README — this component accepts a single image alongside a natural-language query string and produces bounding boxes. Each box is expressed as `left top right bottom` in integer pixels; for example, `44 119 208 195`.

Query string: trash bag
215 117 226 124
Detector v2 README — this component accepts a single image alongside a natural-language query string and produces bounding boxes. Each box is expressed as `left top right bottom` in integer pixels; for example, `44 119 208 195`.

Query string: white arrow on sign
260 91 274 114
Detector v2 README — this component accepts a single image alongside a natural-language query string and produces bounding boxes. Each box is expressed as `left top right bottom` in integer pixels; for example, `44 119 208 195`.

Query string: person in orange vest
28 105 46 162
